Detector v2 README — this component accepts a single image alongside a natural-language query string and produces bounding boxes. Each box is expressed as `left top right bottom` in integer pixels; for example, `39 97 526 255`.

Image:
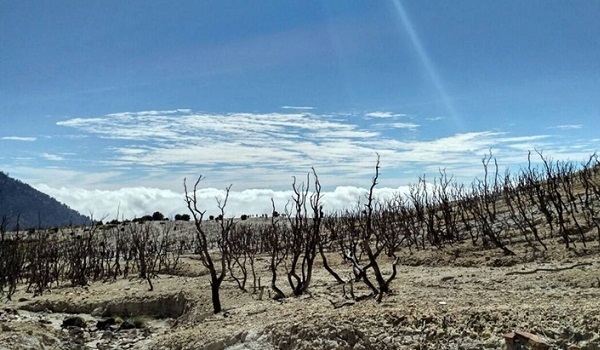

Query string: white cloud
41 153 65 161
390 122 419 130
34 183 410 220
280 106 314 110
1 136 36 142
365 111 406 118
552 124 583 130
426 116 445 121
51 109 600 192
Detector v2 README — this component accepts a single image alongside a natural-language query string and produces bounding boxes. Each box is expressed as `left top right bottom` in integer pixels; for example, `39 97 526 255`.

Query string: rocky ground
1 237 600 350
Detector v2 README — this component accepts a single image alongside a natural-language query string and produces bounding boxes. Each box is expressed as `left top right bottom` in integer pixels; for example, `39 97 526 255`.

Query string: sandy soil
1 235 600 350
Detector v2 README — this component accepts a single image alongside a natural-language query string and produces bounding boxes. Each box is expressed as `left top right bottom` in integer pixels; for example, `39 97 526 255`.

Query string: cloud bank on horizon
35 183 409 220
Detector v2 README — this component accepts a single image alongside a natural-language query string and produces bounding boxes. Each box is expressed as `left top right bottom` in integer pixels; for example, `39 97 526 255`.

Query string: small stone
68 326 85 337
97 317 116 330
3 308 17 315
101 330 115 339
243 330 259 342
118 320 136 331
91 307 105 317
62 316 86 328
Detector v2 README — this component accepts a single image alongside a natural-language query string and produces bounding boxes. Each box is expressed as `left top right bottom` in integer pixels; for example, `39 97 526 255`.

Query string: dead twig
506 262 592 276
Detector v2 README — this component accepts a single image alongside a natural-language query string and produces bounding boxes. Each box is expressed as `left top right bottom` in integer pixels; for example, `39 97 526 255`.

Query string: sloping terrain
1 238 600 350
0 171 89 229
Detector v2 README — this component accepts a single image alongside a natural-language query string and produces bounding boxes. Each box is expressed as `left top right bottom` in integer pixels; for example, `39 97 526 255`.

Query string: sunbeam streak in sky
391 0 464 130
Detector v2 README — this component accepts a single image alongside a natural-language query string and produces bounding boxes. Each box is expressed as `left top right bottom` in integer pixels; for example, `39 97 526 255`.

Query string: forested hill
0 171 90 230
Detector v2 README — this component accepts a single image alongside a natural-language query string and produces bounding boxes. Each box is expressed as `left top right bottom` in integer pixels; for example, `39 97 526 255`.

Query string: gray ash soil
2 237 599 350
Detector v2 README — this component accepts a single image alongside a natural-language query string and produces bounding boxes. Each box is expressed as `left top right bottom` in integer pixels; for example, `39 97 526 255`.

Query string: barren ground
1 234 600 350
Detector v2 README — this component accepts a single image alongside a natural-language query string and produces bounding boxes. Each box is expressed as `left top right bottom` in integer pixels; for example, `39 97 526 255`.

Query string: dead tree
226 224 252 292
469 151 515 255
344 155 400 302
284 169 323 296
407 178 428 249
266 198 286 300
509 170 547 250
184 176 234 314
312 171 346 285
580 153 600 242
524 151 555 239
434 169 460 244
537 151 574 248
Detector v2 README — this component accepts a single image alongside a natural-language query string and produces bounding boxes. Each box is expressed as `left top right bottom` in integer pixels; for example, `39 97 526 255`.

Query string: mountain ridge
0 171 90 230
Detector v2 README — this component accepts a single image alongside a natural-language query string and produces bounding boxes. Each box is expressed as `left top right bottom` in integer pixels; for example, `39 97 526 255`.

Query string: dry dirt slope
1 238 600 350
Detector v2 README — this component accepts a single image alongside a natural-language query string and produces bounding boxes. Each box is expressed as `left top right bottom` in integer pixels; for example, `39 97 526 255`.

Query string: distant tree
152 211 165 221
240 214 248 221
272 211 280 218
209 215 215 221
174 214 182 221
180 214 190 221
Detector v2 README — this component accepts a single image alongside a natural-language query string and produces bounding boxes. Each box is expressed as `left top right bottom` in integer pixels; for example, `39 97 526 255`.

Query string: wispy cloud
365 111 406 118
426 116 445 121
550 124 583 130
281 106 314 110
1 136 36 142
390 122 419 130
52 109 598 192
41 153 65 161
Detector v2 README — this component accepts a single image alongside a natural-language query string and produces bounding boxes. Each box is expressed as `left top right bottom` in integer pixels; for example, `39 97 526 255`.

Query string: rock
97 317 116 330
68 327 85 337
96 343 112 350
62 316 87 328
118 320 136 331
3 308 17 315
101 330 115 339
91 307 105 317
243 330 260 342
504 331 551 350
204 340 225 350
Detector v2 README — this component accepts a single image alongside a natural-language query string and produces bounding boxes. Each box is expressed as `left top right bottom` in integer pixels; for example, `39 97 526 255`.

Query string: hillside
0 171 89 230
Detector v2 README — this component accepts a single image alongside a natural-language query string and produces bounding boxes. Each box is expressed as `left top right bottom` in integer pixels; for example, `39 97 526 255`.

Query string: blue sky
1 1 599 219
